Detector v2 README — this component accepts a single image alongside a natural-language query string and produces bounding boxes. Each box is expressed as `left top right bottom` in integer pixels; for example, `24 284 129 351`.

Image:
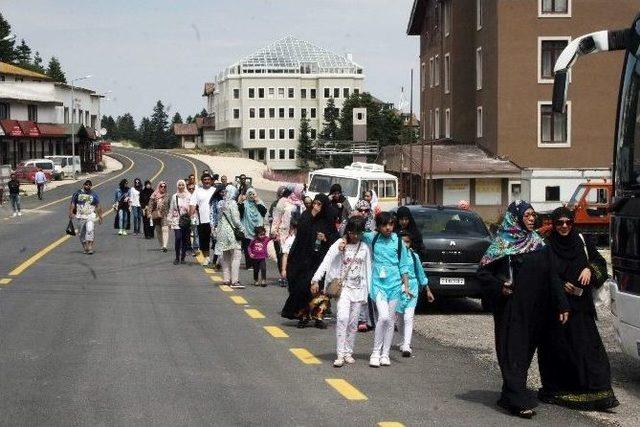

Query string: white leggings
222 248 241 284
156 218 169 249
336 297 362 357
372 293 398 358
396 307 416 351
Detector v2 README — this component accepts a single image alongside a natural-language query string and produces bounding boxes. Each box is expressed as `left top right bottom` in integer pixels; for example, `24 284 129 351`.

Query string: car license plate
440 277 465 285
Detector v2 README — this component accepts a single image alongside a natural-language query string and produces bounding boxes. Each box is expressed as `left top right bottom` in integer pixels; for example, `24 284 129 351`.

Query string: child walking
312 217 371 367
396 232 434 357
248 226 270 287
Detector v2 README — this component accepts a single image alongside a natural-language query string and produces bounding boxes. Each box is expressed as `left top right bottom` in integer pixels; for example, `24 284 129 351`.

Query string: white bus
306 162 399 211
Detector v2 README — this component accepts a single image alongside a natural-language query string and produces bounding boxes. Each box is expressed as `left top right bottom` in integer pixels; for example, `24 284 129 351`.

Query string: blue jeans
9 194 20 212
118 208 130 229
131 206 142 233
191 224 199 250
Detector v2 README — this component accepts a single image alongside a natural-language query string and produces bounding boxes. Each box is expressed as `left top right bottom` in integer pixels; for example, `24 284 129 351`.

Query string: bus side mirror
552 70 569 113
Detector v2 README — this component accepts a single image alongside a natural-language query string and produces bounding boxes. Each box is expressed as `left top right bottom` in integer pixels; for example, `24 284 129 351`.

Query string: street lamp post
70 75 92 177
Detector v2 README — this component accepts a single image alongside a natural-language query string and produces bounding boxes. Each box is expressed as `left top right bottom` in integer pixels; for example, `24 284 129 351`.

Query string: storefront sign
19 121 40 137
475 178 502 205
443 179 470 205
0 120 23 137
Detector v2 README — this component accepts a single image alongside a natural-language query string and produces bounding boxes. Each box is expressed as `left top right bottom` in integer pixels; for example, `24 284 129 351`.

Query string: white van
45 155 80 179
307 162 398 210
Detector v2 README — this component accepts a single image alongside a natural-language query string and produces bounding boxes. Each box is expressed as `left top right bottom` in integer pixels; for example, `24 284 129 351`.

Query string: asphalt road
0 148 601 426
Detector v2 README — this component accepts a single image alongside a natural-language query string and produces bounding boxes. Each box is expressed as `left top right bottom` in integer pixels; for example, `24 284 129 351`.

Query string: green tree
320 98 339 140
138 117 152 148
116 113 137 141
196 108 208 118
149 100 170 148
101 115 118 140
15 39 31 66
171 112 183 125
31 51 45 73
297 117 315 170
185 115 194 124
0 13 16 62
46 56 66 83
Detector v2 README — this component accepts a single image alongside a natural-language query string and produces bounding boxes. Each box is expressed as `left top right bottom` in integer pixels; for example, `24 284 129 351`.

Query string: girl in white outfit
312 217 371 367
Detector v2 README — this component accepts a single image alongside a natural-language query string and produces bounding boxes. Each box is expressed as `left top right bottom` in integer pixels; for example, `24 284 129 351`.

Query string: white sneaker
380 356 391 366
333 357 344 368
344 355 355 364
12 212 17 217
17 212 22 216
230 283 245 289
369 355 380 368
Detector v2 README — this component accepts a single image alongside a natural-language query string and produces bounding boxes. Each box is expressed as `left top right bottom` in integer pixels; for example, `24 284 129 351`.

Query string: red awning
0 119 24 137
37 123 68 137
18 121 40 137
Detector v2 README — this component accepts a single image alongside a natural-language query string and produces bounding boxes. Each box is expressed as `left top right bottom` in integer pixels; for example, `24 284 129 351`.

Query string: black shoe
162 247 168 253
173 259 179 265
180 259 186 264
314 320 328 329
402 350 412 358
296 319 308 329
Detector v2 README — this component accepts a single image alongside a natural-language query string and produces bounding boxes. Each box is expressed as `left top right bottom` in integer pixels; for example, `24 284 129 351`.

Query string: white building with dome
205 36 365 170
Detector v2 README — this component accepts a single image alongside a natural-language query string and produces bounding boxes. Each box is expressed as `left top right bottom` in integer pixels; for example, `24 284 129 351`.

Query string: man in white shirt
34 168 47 200
189 173 216 265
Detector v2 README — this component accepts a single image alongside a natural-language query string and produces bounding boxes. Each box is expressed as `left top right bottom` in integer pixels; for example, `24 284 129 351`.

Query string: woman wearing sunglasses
537 207 618 411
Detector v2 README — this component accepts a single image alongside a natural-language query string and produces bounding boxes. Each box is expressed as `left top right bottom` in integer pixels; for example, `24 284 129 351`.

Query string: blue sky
3 0 419 124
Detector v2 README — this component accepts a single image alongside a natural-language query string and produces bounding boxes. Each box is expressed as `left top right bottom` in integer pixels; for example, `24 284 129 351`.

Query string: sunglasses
555 219 573 226
358 209 370 213
160 185 166 188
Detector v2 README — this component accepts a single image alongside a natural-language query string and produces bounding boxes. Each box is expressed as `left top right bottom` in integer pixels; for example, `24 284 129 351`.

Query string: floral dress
214 199 246 254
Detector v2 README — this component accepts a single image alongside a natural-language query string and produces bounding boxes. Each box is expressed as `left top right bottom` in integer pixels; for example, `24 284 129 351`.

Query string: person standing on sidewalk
69 180 103 254
189 173 216 266
130 178 143 235
8 173 22 217
34 167 47 200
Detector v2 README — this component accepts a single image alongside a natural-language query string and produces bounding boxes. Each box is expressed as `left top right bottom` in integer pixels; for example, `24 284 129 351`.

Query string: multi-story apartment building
407 0 637 211
207 36 365 170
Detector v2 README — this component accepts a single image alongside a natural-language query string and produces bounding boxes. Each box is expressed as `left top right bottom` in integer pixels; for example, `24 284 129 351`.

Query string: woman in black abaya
281 193 337 329
537 207 618 410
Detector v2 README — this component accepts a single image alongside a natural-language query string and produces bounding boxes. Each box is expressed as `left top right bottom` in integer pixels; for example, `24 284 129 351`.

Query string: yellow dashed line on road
245 308 265 319
9 235 71 276
290 348 321 365
0 278 12 285
325 379 368 401
210 275 223 283
264 326 289 338
230 295 248 305
219 285 233 292
378 422 405 427
204 268 216 274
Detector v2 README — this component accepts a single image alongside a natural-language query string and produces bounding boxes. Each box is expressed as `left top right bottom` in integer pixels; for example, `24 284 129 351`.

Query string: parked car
393 205 493 311
13 159 56 183
45 155 81 179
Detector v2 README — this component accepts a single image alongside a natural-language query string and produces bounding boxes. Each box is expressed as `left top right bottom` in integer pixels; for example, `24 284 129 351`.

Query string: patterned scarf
241 188 263 238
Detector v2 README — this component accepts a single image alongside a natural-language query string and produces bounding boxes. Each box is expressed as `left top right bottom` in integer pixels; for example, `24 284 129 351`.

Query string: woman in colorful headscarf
214 184 246 288
149 181 170 252
354 199 376 232
537 207 617 411
271 183 304 245
238 187 267 269
477 200 569 419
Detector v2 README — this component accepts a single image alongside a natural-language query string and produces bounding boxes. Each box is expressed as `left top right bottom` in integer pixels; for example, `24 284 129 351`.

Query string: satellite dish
99 128 107 136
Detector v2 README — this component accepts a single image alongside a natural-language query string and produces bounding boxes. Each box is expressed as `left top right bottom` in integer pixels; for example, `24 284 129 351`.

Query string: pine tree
138 117 152 148
101 115 118 140
116 113 137 141
197 108 208 118
31 51 45 73
297 117 314 170
320 98 339 140
171 112 183 124
0 13 16 62
185 115 194 124
15 39 31 65
149 100 169 148
46 56 66 83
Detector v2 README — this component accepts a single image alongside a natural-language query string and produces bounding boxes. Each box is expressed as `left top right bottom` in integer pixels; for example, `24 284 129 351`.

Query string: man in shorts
69 180 103 254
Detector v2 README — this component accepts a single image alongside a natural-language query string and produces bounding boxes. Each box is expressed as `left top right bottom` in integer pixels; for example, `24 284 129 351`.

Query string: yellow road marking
264 326 289 338
230 295 248 304
195 253 206 265
210 275 223 283
325 379 368 401
9 235 71 276
204 268 216 274
0 278 12 285
245 308 265 319
290 348 321 365
219 285 233 292
378 423 405 427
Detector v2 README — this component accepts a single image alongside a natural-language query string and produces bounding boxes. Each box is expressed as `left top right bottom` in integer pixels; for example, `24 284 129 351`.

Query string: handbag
326 241 362 299
579 234 609 306
176 195 191 228
65 219 76 236
223 211 245 241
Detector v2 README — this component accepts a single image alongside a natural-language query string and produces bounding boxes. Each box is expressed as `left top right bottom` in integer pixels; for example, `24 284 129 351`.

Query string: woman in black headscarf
281 193 338 328
140 180 155 239
537 207 618 410
477 200 570 419
396 206 425 255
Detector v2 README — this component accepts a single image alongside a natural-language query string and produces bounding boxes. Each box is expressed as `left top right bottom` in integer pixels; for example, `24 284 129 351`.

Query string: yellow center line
219 285 233 292
204 268 216 274
0 278 13 285
264 326 289 338
378 422 405 427
230 295 248 305
325 379 368 401
290 348 321 365
245 308 265 319
210 275 223 283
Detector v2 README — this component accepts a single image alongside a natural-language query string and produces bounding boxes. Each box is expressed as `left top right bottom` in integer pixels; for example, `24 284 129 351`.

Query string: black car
395 205 493 310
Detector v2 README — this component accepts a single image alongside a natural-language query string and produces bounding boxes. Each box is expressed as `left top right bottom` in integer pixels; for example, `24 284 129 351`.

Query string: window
279 108 285 118
278 87 285 99
334 88 340 98
233 89 239 99
310 89 317 99
258 150 265 161
429 57 434 87
269 128 275 139
301 108 307 118
249 108 256 118
279 149 286 160
279 129 285 139
0 102 9 119
288 128 295 139
445 108 451 138
91 115 97 128
476 47 483 90
429 109 434 138
268 87 275 99
538 101 570 146
258 88 265 98
233 108 240 119
444 0 451 36
248 88 255 98
310 128 317 139
310 108 317 118
353 88 359 95
301 88 307 99
539 0 570 17
288 88 294 98
545 186 561 201
477 107 483 138
289 107 295 118
343 88 349 98
259 108 265 118
477 0 483 30
324 88 330 98
434 108 440 138
421 62 426 91
63 107 69 123
27 104 38 121
249 129 256 140
269 149 276 160
444 54 451 94
288 149 295 159
259 129 266 139
434 55 440 86
539 37 570 82
269 108 275 118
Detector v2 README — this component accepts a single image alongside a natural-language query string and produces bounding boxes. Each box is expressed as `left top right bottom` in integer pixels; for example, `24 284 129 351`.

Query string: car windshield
567 185 587 209
411 209 490 238
308 174 359 197
36 162 53 170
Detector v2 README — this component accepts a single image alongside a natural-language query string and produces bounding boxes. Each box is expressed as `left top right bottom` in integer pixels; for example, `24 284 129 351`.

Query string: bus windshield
617 53 640 189
308 174 359 197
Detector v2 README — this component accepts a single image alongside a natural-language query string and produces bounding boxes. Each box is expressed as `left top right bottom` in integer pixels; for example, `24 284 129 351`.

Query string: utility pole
70 75 91 177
